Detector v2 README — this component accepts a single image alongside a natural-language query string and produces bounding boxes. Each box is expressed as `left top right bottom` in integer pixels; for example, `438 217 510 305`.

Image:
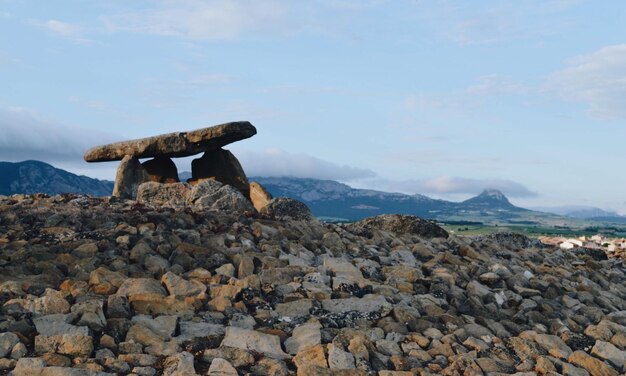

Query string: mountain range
0 160 113 196
251 176 538 223
1 161 623 225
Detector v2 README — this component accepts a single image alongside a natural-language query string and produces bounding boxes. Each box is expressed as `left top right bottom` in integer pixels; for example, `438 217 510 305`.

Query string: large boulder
346 214 448 239
136 180 254 213
260 197 313 221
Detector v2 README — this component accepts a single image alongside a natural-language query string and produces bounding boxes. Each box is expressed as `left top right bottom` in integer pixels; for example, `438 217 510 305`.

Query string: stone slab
84 121 256 162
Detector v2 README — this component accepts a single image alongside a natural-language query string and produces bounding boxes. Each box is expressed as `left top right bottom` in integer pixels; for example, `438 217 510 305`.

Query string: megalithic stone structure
84 121 257 200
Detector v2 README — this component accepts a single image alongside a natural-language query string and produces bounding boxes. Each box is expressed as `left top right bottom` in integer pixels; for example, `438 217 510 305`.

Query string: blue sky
1 0 626 211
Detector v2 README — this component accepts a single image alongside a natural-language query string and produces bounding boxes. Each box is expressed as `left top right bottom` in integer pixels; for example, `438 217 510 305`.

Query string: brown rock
293 344 327 370
249 182 272 211
84 121 256 162
568 350 619 376
191 148 250 198
141 157 179 183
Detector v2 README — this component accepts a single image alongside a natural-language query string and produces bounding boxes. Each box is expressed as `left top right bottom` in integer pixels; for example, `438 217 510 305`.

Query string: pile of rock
0 193 625 375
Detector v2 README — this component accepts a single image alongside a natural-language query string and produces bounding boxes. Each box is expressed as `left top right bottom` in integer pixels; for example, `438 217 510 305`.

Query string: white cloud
364 176 537 198
548 44 626 120
0 106 118 164
102 0 300 40
234 148 376 181
422 0 580 46
37 19 91 44
466 74 530 96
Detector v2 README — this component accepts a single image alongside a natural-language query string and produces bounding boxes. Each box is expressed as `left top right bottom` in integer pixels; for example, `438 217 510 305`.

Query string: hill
0 192 623 375
0 160 113 196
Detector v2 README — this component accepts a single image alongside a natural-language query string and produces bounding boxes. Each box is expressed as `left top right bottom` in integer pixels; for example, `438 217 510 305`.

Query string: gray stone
0 332 19 357
591 340 626 370
327 343 355 369
285 321 322 354
220 327 290 360
208 357 238 376
322 294 391 314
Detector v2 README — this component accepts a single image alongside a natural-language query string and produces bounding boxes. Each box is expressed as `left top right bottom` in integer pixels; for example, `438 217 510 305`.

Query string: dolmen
84 121 256 201
85 121 314 219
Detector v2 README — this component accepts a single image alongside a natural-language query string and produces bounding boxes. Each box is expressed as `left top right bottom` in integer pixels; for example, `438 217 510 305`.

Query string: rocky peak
461 188 517 210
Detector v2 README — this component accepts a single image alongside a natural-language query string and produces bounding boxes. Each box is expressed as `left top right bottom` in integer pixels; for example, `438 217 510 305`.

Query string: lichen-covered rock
346 214 449 239
260 197 313 220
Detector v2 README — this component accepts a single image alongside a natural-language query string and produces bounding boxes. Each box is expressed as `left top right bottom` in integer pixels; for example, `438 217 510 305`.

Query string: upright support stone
113 156 149 199
142 157 180 183
191 148 250 199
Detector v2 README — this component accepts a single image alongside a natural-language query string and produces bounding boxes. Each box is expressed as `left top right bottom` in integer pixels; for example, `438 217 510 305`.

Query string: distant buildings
538 235 625 258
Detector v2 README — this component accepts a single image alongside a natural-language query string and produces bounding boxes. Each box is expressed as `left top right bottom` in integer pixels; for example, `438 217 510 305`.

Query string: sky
1 0 626 212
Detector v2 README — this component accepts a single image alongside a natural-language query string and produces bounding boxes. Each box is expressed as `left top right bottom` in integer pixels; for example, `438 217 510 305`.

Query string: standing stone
249 182 272 211
191 148 250 199
142 157 180 183
113 156 149 199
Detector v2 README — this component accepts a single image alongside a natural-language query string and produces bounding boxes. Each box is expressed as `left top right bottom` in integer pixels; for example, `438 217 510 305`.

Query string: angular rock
208 358 238 376
293 344 327 370
285 321 322 354
591 340 626 371
568 350 619 376
534 333 573 359
161 271 206 299
249 181 272 211
327 343 356 369
220 326 290 360
190 179 254 213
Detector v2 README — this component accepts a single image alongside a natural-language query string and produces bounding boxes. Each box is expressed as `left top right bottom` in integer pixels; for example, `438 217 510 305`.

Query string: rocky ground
0 193 625 375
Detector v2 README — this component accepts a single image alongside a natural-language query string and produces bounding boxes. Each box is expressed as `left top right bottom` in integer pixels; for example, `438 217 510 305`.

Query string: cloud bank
0 107 117 164
235 148 376 181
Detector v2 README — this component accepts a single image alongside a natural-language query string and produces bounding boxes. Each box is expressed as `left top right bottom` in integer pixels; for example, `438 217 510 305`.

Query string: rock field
0 193 625 375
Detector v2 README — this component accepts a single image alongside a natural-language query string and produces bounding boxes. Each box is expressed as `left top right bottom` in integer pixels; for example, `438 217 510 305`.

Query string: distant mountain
251 176 532 222
178 171 192 182
0 160 113 196
531 205 620 219
461 189 521 211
